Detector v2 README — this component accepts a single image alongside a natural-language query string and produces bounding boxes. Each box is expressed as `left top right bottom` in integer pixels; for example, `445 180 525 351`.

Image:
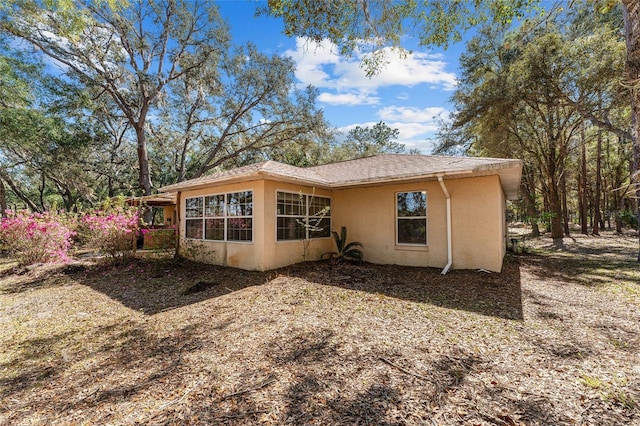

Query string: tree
336 121 406 159
1 0 230 200
151 43 329 182
0 104 100 211
266 0 640 259
0 36 101 212
436 8 627 242
621 0 640 259
263 0 539 76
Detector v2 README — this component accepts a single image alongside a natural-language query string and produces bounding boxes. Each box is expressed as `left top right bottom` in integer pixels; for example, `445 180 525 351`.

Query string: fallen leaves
0 231 638 424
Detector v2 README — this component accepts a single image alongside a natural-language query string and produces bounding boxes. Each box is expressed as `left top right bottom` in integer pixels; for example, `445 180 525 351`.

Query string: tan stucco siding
178 179 334 271
162 206 175 226
176 174 507 272
501 189 507 257
332 181 448 268
332 175 506 271
178 180 266 271
262 180 334 270
446 175 505 272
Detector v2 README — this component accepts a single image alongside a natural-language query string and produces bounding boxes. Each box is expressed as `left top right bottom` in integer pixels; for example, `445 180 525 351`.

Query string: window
226 191 253 242
185 191 253 242
396 191 427 245
204 194 225 240
185 197 203 239
277 191 331 241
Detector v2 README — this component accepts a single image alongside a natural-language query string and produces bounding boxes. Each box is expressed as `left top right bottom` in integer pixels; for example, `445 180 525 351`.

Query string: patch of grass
603 389 638 410
581 375 602 389
580 374 638 410
611 280 640 305
608 337 630 349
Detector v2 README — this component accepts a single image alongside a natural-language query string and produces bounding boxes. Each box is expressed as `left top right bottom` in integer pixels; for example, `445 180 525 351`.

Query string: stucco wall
331 175 506 272
162 206 175 226
177 180 334 271
446 175 505 271
178 180 266 270
177 174 507 272
332 180 447 269
262 181 334 270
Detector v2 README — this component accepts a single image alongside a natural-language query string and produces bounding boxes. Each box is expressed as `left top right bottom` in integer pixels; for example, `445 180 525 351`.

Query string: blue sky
218 1 467 154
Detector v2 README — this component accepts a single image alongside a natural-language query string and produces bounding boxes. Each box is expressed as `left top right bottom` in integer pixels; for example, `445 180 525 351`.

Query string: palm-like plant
322 226 363 263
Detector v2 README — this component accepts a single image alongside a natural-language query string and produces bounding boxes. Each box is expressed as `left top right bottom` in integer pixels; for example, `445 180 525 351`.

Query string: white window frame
204 193 225 241
276 190 331 241
184 190 253 243
185 196 204 240
395 190 428 246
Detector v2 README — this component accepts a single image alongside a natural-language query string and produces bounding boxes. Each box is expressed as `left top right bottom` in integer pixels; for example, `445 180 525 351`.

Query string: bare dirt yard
0 231 638 425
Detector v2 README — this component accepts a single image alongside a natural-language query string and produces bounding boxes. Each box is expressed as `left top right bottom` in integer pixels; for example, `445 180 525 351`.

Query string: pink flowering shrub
0 210 76 266
80 207 141 258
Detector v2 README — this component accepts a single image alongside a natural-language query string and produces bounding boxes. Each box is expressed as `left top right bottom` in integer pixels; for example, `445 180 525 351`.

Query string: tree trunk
135 124 153 224
593 130 602 235
135 125 152 197
579 126 589 234
0 179 6 219
548 178 564 243
545 140 563 242
622 0 640 261
521 172 540 237
615 190 624 234
561 170 570 236
38 173 47 212
0 169 40 212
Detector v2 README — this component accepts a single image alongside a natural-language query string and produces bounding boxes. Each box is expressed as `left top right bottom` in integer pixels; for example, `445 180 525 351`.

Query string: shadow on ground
76 257 270 315
1 253 523 319
0 319 205 425
522 251 639 288
279 255 524 320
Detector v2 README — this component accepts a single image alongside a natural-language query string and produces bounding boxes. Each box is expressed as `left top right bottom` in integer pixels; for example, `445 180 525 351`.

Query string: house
158 154 522 273
127 193 177 226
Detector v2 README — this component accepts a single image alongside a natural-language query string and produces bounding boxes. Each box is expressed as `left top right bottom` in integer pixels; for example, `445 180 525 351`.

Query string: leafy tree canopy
263 0 539 76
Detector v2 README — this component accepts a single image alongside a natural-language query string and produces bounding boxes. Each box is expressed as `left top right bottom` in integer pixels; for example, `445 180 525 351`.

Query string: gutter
438 175 452 275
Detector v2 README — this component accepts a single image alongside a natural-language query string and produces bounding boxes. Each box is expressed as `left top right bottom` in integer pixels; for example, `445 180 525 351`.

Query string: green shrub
322 226 363 263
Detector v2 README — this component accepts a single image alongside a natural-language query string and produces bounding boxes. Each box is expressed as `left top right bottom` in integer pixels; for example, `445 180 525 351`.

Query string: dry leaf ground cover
0 231 638 425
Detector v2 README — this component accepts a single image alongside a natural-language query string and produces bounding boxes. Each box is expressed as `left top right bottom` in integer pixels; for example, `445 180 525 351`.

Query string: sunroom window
185 190 253 242
276 191 331 241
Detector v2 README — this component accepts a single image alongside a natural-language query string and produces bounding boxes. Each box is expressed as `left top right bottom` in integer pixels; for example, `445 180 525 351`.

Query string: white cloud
378 106 449 123
285 38 457 106
318 92 380 106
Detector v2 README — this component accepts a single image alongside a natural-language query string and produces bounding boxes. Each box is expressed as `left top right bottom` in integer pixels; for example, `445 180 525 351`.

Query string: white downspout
438 176 452 275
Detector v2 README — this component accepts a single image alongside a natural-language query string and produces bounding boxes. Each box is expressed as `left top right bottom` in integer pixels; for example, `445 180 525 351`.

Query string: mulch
0 232 638 425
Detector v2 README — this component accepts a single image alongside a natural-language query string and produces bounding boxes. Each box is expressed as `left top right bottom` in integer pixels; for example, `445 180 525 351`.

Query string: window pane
205 195 225 217
227 217 252 241
205 218 224 240
398 218 426 244
185 219 203 239
309 217 331 238
397 192 426 217
228 191 253 216
185 197 203 218
277 216 305 240
277 191 305 216
309 196 331 216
